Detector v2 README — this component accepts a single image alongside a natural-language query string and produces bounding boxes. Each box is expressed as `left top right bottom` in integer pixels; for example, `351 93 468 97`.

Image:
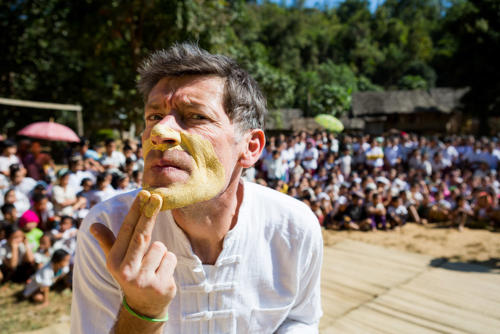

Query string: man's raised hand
90 190 177 319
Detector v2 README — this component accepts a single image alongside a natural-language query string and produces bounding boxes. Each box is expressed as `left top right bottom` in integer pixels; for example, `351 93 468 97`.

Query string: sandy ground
323 223 500 268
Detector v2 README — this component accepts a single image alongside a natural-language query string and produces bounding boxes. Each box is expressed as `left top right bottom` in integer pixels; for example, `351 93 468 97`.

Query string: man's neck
171 179 244 265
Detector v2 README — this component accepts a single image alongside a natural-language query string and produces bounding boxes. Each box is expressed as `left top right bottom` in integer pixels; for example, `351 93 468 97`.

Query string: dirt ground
323 223 500 268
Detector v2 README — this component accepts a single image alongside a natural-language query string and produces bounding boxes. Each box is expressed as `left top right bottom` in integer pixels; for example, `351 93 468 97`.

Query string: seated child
34 233 54 269
51 216 78 255
366 193 387 230
22 249 71 306
19 210 43 251
344 192 372 230
387 196 408 229
429 191 452 222
452 195 473 231
324 196 349 230
401 190 424 224
1 203 18 225
0 225 35 283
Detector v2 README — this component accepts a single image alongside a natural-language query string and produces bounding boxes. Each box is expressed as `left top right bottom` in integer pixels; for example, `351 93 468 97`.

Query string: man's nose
150 123 181 146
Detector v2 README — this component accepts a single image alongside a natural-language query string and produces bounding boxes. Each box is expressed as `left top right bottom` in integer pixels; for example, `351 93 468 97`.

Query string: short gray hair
137 43 267 131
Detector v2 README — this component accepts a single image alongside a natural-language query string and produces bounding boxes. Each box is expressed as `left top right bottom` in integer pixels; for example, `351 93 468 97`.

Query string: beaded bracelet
122 298 169 322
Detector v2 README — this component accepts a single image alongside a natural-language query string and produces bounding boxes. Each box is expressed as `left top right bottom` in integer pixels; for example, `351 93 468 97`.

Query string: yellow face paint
142 123 226 211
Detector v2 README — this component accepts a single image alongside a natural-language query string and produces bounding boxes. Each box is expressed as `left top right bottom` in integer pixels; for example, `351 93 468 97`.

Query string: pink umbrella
17 121 80 142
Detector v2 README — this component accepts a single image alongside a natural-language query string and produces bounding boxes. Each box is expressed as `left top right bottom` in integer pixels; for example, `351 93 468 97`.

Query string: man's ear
239 129 265 168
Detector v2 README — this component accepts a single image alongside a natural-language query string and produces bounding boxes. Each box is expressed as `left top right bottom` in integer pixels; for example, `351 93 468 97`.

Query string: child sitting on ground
34 233 54 269
451 195 473 231
387 195 408 230
0 225 35 283
19 210 43 251
366 193 387 231
1 203 18 225
51 216 77 255
22 249 70 307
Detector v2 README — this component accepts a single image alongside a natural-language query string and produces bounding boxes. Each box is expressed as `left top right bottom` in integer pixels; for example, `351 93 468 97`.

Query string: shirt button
204 283 213 293
203 311 213 320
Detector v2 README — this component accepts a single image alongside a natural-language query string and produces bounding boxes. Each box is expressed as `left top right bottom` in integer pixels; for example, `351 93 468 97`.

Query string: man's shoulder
244 181 320 234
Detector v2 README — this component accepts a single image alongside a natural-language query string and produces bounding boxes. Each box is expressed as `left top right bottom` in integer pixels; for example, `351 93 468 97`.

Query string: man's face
141 75 240 211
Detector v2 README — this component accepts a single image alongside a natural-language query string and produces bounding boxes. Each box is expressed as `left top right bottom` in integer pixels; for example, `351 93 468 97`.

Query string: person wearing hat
19 210 43 251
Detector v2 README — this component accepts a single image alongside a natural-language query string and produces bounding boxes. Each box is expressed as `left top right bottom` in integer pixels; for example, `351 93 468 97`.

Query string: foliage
1 0 498 135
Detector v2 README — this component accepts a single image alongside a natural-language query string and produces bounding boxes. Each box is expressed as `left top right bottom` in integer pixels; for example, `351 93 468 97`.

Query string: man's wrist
124 297 169 320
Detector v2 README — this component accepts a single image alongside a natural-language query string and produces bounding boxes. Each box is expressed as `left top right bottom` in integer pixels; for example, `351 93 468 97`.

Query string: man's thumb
90 223 116 256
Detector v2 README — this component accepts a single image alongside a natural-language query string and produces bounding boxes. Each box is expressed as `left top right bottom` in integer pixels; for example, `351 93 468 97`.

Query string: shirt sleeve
70 209 122 334
277 215 323 334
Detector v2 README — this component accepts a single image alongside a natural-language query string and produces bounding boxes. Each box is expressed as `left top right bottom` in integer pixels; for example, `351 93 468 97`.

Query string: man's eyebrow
175 99 216 118
145 101 161 108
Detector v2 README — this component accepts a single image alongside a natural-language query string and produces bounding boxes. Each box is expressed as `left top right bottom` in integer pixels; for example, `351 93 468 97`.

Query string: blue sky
272 0 381 12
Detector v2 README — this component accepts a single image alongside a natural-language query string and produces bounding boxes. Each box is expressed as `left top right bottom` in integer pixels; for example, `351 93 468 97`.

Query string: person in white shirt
100 139 126 171
10 165 37 197
89 172 117 207
23 248 71 306
301 139 319 172
67 155 96 192
365 138 384 169
72 44 322 334
0 140 21 176
52 169 86 217
441 140 458 168
264 150 288 181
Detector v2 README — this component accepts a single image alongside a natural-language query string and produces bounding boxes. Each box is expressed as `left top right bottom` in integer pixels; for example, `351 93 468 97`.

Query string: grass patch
0 283 71 333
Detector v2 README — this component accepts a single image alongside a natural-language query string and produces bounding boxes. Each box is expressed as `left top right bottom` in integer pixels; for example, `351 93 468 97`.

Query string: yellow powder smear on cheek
142 123 226 211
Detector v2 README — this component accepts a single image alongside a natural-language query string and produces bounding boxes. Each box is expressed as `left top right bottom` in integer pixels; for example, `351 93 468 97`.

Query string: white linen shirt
71 182 323 333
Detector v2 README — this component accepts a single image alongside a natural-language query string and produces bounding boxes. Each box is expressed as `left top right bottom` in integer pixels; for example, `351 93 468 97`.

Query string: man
71 43 323 333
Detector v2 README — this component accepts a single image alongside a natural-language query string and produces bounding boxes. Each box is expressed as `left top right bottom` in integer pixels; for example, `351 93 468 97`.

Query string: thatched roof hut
352 88 469 117
350 88 469 134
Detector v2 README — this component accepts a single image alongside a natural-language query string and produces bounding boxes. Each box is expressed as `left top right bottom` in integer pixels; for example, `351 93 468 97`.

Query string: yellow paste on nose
142 123 226 211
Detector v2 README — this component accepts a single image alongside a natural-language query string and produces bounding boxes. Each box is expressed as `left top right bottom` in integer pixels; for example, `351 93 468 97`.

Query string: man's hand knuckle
118 264 135 282
132 231 146 246
151 241 166 253
167 251 177 265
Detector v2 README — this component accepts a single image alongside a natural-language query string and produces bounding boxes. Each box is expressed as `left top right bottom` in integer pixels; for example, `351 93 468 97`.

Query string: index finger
122 194 163 271
109 190 150 260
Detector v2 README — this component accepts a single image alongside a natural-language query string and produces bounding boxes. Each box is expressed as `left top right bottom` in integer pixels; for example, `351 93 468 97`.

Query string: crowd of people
1 130 500 305
0 137 142 306
245 131 500 232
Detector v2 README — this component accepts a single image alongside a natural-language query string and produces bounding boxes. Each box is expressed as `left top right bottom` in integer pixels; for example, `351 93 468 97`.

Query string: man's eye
190 114 207 120
147 114 163 121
